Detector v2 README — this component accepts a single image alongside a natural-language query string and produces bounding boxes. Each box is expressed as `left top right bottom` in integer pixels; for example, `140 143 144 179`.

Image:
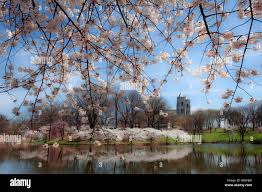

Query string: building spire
176 94 191 115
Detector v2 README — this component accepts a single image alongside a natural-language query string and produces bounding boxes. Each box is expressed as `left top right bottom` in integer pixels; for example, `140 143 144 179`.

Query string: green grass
155 137 178 145
201 129 262 143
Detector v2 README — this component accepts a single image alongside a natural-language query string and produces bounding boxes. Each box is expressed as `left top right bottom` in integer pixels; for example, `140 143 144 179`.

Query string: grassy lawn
155 137 178 145
201 128 262 143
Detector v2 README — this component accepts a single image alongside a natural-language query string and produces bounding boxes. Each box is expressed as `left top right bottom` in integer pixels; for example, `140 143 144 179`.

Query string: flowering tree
0 0 261 128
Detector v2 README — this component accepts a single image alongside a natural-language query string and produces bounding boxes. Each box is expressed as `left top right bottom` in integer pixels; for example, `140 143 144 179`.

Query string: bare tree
73 88 109 130
204 110 217 133
247 103 258 131
66 107 82 130
256 104 262 128
192 111 205 134
174 115 193 131
0 114 9 134
36 101 61 140
238 108 249 143
214 110 222 130
111 91 124 128
145 97 167 128
118 91 145 128
118 98 130 128
226 108 249 142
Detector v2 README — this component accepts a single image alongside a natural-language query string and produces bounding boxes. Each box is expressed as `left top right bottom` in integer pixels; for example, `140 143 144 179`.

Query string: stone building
176 94 191 115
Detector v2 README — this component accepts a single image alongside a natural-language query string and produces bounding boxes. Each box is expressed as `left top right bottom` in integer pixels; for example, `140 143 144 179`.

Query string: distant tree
214 110 222 129
118 91 145 128
111 91 124 128
128 91 145 128
225 110 239 128
11 115 31 134
36 101 61 140
226 108 249 142
0 114 9 133
256 104 262 128
174 115 193 131
65 107 82 130
247 103 258 131
73 89 109 130
192 111 205 133
166 112 177 129
145 97 167 128
118 98 130 128
238 108 249 143
203 110 217 133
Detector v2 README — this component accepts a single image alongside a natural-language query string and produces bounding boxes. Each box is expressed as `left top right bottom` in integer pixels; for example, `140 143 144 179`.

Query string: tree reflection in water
0 144 261 174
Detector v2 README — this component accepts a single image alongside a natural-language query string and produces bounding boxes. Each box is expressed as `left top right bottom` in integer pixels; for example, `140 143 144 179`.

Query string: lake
0 144 261 174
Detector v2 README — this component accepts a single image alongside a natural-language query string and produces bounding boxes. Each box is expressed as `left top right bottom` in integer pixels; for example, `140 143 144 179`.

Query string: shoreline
4 127 261 146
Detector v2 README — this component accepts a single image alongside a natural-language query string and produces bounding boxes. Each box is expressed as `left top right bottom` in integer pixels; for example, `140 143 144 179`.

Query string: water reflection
0 144 261 174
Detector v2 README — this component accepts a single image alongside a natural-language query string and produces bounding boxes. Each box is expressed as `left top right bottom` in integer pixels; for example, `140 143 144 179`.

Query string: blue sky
0 41 261 119
0 1 262 119
149 49 262 110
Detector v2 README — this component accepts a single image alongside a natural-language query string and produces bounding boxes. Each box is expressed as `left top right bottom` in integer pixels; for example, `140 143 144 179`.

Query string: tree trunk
48 122 52 141
147 116 150 127
61 123 64 141
76 113 80 131
115 99 118 128
241 134 244 143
